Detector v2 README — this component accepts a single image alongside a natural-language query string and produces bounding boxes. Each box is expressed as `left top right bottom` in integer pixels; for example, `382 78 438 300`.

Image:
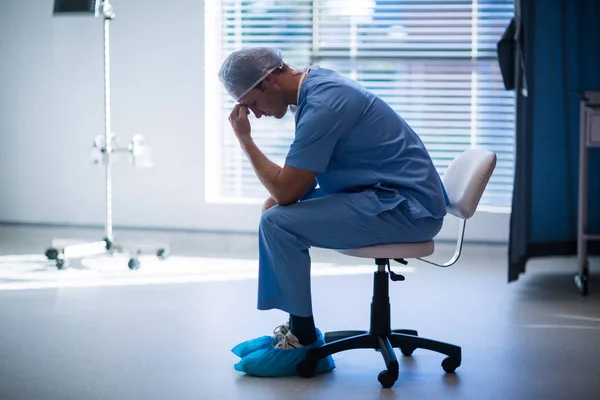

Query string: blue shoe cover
231 335 273 358
233 329 336 377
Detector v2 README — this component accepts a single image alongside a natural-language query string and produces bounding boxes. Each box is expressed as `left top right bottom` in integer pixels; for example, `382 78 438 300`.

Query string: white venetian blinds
211 0 515 208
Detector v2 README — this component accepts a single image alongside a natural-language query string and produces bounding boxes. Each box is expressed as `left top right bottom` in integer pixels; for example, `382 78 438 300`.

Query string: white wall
0 0 210 230
0 0 509 243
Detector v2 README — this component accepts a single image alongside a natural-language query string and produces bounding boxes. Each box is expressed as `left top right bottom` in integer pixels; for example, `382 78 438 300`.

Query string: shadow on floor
514 270 600 304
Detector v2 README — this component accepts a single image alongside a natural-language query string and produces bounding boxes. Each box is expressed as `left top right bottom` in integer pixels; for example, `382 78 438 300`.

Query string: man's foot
273 327 303 350
231 323 291 358
232 325 336 377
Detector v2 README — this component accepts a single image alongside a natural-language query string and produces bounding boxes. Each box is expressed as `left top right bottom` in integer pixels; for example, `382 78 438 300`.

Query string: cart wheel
574 273 589 296
574 260 589 296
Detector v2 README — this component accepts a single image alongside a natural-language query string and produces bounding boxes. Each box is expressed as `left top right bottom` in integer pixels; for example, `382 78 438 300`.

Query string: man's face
238 75 288 120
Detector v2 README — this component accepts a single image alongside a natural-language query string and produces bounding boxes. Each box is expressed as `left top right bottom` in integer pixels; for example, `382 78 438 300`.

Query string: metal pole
103 1 115 244
577 97 588 272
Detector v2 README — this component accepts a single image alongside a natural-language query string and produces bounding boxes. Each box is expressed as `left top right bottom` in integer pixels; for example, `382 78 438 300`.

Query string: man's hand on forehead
228 104 252 139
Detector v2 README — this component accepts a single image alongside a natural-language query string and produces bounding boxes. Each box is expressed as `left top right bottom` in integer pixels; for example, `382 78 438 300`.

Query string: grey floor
1 225 599 400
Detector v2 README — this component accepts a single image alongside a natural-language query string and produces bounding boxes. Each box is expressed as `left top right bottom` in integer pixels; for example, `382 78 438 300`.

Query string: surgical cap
218 47 284 101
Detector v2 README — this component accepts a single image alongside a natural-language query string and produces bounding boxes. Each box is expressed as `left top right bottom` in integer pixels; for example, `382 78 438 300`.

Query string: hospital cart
575 91 600 295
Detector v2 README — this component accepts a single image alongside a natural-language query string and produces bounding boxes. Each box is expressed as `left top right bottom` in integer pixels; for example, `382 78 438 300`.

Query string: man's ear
260 74 275 91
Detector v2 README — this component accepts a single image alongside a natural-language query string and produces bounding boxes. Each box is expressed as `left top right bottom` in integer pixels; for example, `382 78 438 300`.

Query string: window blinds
214 0 515 208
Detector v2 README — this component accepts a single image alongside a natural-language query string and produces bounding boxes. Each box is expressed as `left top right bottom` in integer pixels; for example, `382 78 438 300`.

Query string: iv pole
103 0 115 246
46 0 169 270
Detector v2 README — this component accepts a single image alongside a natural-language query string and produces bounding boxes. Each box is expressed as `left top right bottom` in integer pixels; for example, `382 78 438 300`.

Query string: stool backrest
442 148 497 219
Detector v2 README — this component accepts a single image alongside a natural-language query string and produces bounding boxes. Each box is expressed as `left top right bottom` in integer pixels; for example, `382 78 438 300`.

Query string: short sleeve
285 102 353 173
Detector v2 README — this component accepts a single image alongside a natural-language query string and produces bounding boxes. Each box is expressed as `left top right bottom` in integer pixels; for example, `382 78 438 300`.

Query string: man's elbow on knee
272 195 298 207
262 197 278 213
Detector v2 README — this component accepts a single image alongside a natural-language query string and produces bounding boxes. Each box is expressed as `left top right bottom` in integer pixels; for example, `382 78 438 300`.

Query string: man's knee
259 199 287 233
262 197 278 213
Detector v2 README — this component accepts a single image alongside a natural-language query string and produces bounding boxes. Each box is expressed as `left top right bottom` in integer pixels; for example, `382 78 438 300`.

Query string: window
205 0 515 209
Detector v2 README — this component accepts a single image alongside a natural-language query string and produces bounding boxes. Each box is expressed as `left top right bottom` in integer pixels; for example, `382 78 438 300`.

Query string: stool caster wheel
297 357 317 378
442 357 461 373
378 369 398 388
46 248 59 260
400 346 415 357
157 248 170 260
128 258 141 270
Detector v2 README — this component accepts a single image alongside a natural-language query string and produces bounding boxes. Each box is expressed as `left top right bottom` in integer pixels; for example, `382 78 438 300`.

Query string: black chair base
297 260 462 388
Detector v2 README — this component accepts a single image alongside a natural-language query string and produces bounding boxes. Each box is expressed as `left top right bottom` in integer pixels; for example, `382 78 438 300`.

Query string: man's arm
238 136 317 206
300 177 318 198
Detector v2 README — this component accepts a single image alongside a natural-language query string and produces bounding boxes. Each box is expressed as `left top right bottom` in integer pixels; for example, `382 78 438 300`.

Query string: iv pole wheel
45 248 59 260
157 248 170 260
128 258 141 270
56 257 67 270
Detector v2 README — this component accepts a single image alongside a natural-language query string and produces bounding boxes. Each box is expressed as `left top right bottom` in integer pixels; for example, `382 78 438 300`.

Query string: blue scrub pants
257 188 443 317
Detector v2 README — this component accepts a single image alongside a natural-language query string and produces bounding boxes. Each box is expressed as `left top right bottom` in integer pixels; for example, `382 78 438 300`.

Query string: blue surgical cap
218 47 284 101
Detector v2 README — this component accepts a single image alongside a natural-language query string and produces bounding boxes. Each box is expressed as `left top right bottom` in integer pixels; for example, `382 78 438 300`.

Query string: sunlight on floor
0 254 415 291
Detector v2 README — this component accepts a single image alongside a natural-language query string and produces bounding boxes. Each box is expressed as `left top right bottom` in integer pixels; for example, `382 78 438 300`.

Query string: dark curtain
508 0 600 282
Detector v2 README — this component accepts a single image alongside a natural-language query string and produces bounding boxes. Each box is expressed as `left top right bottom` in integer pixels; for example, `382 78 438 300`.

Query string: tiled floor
0 225 599 399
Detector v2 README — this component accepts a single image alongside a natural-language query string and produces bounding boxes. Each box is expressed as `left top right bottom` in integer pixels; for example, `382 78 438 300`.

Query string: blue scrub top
285 67 449 220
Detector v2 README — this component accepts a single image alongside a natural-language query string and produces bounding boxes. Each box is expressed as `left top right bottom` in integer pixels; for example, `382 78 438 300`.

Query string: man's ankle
290 314 318 345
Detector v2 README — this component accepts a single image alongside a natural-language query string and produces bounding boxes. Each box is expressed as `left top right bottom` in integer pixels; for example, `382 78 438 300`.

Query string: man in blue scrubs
219 47 449 377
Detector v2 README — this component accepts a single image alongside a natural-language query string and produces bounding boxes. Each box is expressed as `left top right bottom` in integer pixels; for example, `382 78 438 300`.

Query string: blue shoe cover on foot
233 329 336 377
231 335 272 358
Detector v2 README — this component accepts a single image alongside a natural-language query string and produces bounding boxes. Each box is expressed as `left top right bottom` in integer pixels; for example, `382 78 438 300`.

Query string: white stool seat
337 240 434 259
336 148 497 264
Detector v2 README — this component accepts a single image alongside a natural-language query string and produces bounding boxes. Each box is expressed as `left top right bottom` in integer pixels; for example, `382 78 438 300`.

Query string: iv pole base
45 237 170 270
